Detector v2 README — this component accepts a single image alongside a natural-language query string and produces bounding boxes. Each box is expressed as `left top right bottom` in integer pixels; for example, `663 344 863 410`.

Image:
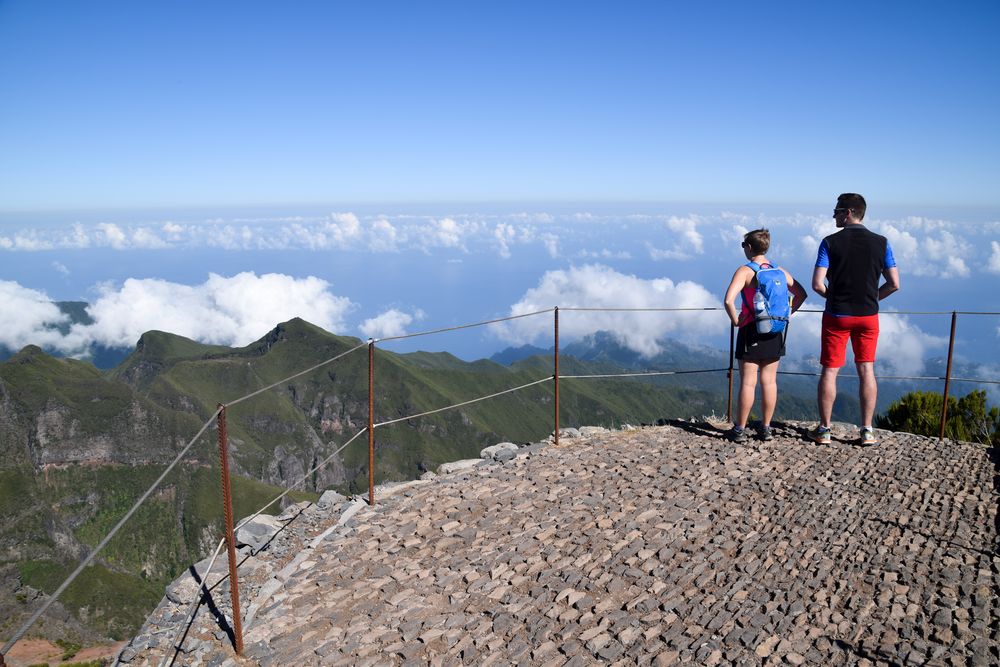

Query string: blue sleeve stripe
885 241 896 268
815 239 829 268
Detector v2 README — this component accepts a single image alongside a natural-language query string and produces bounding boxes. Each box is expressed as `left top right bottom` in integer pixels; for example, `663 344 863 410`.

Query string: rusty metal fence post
939 311 958 440
216 405 244 655
554 307 560 447
368 340 375 506
726 324 735 423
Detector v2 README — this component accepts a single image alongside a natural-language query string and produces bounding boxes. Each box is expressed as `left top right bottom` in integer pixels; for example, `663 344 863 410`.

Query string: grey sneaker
809 425 832 445
759 425 773 441
727 427 748 443
860 426 878 447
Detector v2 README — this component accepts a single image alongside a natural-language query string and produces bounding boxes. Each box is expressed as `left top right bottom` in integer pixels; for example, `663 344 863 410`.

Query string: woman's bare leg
736 360 759 429
758 359 779 426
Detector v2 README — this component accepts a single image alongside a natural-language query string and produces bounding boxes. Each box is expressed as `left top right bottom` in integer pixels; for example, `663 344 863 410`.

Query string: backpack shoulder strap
745 261 761 273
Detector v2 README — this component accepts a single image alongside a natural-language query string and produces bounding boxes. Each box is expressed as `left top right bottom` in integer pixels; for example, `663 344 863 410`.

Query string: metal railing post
939 311 957 440
368 340 375 506
554 307 560 447
216 405 244 655
727 324 735 423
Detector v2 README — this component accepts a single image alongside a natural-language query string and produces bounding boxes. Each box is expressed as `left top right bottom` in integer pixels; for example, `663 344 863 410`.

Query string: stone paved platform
119 421 999 666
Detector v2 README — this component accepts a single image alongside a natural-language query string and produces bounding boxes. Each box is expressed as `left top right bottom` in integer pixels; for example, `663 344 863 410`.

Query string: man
809 193 899 446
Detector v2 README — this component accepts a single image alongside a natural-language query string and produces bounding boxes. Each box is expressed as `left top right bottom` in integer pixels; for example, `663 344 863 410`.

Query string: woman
723 228 807 442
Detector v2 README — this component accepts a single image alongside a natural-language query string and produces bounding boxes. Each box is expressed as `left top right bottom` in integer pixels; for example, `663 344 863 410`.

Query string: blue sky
1 2 998 395
2 1 998 208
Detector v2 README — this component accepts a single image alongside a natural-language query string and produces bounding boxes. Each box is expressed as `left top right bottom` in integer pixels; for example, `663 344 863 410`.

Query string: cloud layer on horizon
3 210 998 278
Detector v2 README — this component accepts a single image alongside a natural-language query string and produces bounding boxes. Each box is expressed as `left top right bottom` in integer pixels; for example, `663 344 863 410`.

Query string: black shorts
735 324 785 361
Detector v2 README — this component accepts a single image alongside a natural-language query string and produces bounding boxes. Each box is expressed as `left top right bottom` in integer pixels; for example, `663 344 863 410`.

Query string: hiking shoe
809 425 832 445
759 425 773 442
727 427 748 443
860 426 878 447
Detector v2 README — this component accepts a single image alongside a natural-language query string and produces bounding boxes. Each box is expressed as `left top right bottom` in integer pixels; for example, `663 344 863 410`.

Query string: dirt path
4 638 127 667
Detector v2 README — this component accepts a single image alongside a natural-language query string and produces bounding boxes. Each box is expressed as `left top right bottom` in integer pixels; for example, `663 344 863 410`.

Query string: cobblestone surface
118 421 999 666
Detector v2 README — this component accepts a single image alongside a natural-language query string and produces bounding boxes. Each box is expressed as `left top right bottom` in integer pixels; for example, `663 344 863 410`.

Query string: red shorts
820 313 879 368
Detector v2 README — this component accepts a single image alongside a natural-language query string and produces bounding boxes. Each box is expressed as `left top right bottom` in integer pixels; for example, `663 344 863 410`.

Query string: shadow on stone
666 418 725 439
831 638 902 666
871 516 996 558
991 445 1000 555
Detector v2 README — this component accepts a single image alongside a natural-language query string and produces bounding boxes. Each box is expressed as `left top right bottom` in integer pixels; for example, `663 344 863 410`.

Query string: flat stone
235 514 285 551
438 459 482 475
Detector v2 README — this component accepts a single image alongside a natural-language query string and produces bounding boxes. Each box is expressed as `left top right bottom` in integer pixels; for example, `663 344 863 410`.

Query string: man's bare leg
817 366 840 427
856 361 877 427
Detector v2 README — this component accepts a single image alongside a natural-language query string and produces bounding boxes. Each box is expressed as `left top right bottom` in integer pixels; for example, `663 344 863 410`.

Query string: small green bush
56 638 82 660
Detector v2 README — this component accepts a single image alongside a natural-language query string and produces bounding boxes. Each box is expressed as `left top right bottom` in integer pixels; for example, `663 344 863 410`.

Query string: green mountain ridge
1 317 741 644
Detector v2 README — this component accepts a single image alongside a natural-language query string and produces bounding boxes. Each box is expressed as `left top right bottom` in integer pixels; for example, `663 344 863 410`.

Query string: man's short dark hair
837 193 867 220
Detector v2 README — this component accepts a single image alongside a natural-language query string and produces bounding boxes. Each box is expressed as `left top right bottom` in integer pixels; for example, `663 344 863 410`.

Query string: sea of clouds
2 209 998 388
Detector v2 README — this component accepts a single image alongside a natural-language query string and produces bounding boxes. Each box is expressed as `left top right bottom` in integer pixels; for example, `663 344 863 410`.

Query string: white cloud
205 225 257 250
874 312 946 376
433 218 464 248
494 223 516 259
52 261 69 275
541 233 559 259
800 234 820 261
131 227 169 249
76 272 354 348
872 216 953 234
646 241 690 261
358 308 425 339
578 248 631 260
368 218 401 252
64 223 91 248
0 281 85 353
666 216 704 253
987 241 1000 274
325 212 363 245
494 264 722 357
98 223 128 249
882 225 970 278
6 232 54 251
647 215 704 261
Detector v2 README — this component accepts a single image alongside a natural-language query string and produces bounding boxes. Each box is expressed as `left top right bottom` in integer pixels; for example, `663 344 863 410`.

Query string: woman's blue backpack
748 262 790 334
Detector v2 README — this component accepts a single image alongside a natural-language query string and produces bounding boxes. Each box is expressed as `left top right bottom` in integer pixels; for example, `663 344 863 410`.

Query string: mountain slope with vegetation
1 318 741 644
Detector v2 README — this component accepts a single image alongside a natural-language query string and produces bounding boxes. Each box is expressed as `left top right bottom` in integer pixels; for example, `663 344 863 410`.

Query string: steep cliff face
0 346 199 469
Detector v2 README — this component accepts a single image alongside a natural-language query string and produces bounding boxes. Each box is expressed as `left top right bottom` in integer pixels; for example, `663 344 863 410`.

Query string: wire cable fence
3 305 997 664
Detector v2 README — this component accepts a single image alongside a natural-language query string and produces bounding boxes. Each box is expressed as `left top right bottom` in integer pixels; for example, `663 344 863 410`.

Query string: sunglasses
834 207 851 214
